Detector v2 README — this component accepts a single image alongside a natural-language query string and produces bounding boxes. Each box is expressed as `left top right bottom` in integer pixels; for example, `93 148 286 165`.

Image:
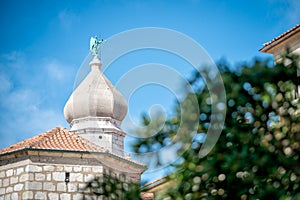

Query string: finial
89 36 104 57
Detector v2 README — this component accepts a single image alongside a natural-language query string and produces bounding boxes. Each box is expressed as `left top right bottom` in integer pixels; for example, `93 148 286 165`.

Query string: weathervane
90 36 104 57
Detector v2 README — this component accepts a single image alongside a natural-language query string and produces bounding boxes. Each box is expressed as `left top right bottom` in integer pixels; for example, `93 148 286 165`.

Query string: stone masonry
0 159 104 200
0 135 144 200
0 45 148 200
0 156 142 200
0 126 145 200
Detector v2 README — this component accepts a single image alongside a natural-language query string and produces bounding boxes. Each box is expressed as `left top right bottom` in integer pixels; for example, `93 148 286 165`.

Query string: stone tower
0 38 146 200
64 55 128 156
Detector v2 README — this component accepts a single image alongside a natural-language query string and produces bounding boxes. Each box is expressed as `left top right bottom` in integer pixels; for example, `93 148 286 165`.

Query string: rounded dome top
64 56 128 124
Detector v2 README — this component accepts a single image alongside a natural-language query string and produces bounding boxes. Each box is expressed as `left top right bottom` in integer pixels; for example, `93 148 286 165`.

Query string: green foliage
131 113 178 154
133 52 300 199
159 53 300 199
81 171 142 200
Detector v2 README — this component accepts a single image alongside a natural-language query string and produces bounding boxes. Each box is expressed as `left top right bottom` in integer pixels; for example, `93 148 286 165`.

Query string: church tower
64 37 128 156
0 36 147 200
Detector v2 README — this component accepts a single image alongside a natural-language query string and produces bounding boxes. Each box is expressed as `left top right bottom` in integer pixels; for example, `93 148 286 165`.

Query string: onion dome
64 56 128 124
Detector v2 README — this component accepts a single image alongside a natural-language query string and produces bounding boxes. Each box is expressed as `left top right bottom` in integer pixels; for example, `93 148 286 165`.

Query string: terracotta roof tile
261 23 300 50
0 126 105 155
0 126 147 168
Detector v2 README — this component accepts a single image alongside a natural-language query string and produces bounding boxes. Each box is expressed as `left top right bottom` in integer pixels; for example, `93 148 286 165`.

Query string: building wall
0 159 105 200
78 131 125 156
262 31 300 75
0 150 144 200
112 133 124 156
266 33 300 62
261 30 300 99
71 117 126 157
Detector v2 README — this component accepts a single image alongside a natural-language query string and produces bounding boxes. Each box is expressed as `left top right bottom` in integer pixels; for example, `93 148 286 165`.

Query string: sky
0 0 300 182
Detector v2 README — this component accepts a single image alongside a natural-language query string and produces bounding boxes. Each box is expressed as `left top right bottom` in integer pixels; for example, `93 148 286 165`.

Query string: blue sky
0 0 299 181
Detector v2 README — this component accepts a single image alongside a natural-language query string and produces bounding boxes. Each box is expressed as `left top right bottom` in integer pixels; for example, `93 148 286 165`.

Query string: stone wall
0 147 145 200
112 133 124 156
70 117 126 157
0 159 105 200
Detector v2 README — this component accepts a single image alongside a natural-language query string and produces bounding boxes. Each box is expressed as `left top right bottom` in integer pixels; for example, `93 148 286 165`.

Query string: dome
64 56 128 124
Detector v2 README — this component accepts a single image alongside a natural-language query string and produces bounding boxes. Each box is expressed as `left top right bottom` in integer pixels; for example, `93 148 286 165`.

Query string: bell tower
64 36 128 156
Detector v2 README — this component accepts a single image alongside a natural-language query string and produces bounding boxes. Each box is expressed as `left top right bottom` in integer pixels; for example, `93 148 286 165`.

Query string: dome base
70 117 126 156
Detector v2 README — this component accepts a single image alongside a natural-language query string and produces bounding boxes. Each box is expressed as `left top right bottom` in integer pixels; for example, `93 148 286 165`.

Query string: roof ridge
29 126 61 148
0 126 104 155
34 126 103 151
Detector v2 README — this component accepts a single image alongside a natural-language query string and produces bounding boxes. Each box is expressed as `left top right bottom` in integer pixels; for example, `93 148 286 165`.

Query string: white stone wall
0 155 143 200
0 160 105 200
80 132 113 152
112 134 124 156
70 117 126 157
77 129 125 157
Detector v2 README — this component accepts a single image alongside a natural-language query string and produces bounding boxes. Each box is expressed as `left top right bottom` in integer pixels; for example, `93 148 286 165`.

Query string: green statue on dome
90 36 104 57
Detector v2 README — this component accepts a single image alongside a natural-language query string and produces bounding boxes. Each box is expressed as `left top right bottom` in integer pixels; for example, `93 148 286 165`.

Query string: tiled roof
0 126 105 155
260 24 300 51
0 126 147 168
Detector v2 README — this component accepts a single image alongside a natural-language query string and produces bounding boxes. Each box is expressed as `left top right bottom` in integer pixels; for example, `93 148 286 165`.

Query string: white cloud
58 9 79 30
0 51 26 75
0 74 12 93
0 52 71 149
1 51 23 62
1 89 40 111
0 85 68 148
0 106 67 149
45 59 66 81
